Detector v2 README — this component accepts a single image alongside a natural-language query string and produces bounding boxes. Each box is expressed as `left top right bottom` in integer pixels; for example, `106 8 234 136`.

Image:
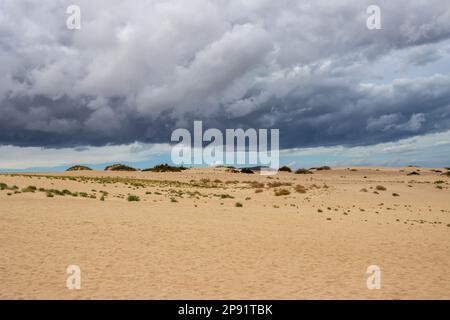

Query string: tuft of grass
267 181 291 188
235 202 243 207
407 171 420 176
392 193 400 197
127 195 140 202
376 185 387 191
220 194 234 199
274 189 291 196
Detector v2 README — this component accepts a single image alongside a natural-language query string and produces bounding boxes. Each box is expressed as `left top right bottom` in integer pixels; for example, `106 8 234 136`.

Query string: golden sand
0 167 449 299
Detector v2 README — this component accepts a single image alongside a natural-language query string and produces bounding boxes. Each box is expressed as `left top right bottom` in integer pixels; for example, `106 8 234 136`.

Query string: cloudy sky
1 0 450 170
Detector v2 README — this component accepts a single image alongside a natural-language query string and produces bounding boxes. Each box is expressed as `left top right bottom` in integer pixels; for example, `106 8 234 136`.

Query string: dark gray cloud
1 0 450 148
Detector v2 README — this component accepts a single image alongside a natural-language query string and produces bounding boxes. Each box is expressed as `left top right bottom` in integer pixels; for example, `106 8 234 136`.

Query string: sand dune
0 167 449 299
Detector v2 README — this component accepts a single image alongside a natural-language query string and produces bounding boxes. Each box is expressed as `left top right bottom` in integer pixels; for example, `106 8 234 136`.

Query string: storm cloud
1 0 450 149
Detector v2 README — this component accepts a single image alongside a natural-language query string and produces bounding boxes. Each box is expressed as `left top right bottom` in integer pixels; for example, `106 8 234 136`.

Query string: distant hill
104 164 137 171
66 165 92 171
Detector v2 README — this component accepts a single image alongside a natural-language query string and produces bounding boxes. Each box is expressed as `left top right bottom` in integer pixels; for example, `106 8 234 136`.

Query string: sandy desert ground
0 166 449 299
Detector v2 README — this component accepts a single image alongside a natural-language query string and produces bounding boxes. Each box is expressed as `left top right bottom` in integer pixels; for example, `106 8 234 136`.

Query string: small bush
376 185 387 191
235 202 243 207
278 166 292 172
295 168 313 174
392 193 400 197
66 165 92 171
274 189 291 196
315 166 331 171
127 195 140 202
240 168 254 174
22 186 37 193
105 164 137 171
294 185 307 193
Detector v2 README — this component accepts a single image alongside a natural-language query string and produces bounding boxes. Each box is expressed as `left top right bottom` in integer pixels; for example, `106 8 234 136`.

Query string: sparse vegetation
143 164 187 172
267 181 291 188
295 168 313 174
247 181 265 188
